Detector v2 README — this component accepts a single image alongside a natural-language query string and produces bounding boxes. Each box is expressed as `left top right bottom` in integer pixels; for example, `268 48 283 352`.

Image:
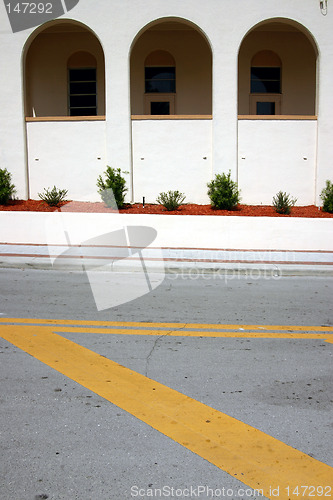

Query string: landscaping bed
0 199 332 217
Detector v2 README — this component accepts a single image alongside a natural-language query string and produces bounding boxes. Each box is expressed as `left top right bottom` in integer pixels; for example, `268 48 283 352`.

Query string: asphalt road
0 268 333 324
1 269 332 500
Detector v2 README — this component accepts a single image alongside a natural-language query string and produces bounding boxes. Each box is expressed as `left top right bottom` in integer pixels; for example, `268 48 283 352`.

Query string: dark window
150 101 170 115
251 67 281 93
69 68 97 116
256 102 276 115
145 67 176 93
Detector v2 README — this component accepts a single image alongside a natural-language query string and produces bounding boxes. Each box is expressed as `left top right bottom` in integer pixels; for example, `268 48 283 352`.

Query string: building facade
0 0 332 205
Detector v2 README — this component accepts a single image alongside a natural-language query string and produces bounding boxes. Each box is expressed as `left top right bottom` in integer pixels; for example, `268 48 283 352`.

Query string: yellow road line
1 324 332 500
1 318 332 341
1 317 333 332
50 326 331 340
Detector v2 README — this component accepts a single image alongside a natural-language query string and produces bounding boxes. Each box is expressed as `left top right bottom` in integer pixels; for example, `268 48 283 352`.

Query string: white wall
0 0 332 204
0 212 332 252
238 119 317 205
26 117 318 206
26 120 107 201
132 119 212 203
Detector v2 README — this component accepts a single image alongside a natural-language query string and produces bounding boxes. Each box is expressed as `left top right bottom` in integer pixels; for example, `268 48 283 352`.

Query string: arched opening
238 20 318 116
24 21 105 117
130 19 212 116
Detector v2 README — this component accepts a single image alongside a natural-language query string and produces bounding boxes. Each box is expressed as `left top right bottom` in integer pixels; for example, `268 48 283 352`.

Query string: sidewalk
1 242 332 276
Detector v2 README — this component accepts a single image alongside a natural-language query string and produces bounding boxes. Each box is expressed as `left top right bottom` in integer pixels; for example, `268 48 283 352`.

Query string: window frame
144 94 175 115
250 93 281 115
68 67 97 117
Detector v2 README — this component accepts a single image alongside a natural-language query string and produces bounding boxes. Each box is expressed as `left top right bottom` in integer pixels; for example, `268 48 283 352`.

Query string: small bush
156 190 186 211
38 186 68 206
207 171 240 210
0 168 16 204
272 191 297 214
97 166 128 209
320 180 333 213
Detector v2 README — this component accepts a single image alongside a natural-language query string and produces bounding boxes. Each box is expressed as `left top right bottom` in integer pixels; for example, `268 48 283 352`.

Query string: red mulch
0 199 332 217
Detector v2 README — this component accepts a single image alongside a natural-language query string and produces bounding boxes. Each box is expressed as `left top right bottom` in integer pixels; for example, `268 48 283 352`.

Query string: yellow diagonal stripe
1 324 332 500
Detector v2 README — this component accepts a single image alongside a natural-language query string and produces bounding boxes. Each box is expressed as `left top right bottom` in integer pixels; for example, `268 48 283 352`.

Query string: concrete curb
1 252 332 277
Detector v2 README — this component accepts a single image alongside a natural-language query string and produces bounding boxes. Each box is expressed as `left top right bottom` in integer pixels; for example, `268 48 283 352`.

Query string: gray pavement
1 268 333 500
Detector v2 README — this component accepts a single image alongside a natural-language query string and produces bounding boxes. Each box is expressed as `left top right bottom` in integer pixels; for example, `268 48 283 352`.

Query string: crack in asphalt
144 323 188 377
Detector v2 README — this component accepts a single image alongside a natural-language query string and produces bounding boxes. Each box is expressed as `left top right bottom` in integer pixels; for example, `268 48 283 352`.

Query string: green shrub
320 180 333 213
97 166 128 209
207 171 240 210
156 190 186 211
272 191 297 214
0 168 16 204
38 186 68 206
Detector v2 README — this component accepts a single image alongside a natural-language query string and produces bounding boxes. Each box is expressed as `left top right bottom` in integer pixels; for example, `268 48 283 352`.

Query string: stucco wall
238 118 317 205
26 120 107 201
26 117 318 206
0 212 332 252
132 119 212 203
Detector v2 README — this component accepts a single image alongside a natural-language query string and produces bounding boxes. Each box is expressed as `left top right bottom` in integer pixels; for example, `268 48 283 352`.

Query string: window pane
70 108 97 116
70 81 96 94
150 101 170 115
251 67 281 93
145 67 175 80
70 95 97 107
145 80 176 93
251 80 280 93
69 68 96 81
69 67 97 116
256 102 275 115
145 67 175 93
251 67 280 80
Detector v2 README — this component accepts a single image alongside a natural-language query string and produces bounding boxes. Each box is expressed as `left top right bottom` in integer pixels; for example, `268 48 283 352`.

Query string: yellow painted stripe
0 317 187 328
0 317 332 332
50 326 331 340
1 324 332 500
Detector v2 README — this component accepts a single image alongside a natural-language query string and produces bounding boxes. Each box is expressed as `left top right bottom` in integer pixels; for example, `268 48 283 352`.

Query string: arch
238 18 318 116
23 20 105 117
67 51 97 68
144 50 175 67
130 16 213 55
251 50 281 67
130 18 212 116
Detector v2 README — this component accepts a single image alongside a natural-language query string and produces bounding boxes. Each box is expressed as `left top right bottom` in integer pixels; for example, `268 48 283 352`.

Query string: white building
0 0 332 205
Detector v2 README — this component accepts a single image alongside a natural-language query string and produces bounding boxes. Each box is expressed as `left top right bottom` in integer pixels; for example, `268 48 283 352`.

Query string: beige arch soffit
251 50 281 67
